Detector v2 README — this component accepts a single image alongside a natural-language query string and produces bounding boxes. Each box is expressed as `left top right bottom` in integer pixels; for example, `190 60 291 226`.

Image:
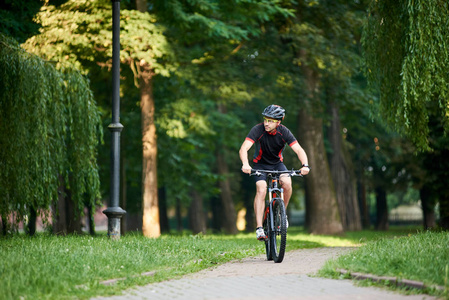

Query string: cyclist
239 104 310 240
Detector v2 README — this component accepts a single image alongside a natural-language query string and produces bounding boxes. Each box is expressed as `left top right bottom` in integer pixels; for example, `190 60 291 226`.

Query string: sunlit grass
318 230 449 298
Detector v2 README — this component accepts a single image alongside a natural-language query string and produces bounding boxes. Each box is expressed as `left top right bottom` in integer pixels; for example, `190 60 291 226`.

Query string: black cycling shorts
252 162 288 183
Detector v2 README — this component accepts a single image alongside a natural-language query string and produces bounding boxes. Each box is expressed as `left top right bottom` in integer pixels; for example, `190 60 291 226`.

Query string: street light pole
103 0 126 239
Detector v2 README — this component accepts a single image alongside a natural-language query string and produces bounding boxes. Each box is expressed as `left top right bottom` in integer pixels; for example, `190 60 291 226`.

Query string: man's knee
282 183 292 191
280 177 292 190
255 181 267 196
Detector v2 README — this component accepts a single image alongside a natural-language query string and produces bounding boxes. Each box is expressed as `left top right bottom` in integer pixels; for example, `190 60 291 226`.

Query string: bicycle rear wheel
271 198 287 263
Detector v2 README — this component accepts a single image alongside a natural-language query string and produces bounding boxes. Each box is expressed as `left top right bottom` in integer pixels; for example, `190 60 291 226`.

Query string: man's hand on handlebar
241 163 252 174
300 166 310 176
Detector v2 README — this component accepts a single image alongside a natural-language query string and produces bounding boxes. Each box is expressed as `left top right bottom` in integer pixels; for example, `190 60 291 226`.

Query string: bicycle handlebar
250 169 303 177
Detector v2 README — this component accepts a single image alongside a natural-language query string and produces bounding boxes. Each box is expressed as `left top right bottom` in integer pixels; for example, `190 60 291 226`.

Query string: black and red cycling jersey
245 123 298 165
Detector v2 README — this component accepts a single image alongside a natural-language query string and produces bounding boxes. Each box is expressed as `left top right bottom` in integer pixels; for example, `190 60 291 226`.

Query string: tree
0 34 102 235
363 0 449 150
363 0 449 229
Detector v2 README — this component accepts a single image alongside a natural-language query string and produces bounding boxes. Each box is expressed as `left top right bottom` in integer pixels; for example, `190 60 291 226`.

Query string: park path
93 247 439 300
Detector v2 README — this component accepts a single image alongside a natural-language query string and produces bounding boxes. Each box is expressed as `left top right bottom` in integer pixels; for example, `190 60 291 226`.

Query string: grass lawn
0 226 440 299
318 230 449 298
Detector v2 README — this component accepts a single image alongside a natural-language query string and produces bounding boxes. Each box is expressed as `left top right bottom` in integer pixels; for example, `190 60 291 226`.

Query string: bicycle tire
263 213 273 261
271 198 287 263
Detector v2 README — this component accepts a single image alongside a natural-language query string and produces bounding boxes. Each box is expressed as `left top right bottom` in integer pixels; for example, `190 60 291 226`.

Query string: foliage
0 0 43 43
14 0 431 234
153 0 294 43
24 0 173 78
0 34 102 231
152 0 296 210
363 0 449 150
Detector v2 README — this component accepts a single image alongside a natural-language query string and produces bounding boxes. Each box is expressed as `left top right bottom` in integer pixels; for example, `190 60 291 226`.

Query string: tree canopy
363 0 449 150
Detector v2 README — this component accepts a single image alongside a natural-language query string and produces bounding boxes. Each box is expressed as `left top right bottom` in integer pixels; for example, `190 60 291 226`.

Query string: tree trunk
299 110 343 235
188 190 207 234
375 187 389 230
136 0 160 238
86 202 95 236
210 196 222 232
242 173 255 232
0 213 6 236
140 68 160 238
439 196 449 230
215 104 238 234
420 186 436 229
27 206 37 236
176 197 183 232
159 186 170 233
53 175 68 235
216 152 238 234
328 102 361 231
136 0 147 12
66 187 82 234
357 178 370 228
298 52 343 235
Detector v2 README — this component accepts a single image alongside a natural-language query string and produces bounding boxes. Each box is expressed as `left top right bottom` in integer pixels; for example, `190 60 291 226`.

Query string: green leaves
363 0 449 150
24 0 173 79
0 35 102 231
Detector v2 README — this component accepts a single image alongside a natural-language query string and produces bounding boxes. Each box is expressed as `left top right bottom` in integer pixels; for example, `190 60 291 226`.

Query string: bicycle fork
264 183 284 231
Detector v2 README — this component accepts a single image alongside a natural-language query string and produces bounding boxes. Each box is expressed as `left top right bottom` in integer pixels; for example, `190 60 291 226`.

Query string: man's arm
239 139 254 174
291 143 310 175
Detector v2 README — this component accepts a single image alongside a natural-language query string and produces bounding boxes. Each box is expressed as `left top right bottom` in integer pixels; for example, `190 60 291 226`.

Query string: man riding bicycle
239 104 310 240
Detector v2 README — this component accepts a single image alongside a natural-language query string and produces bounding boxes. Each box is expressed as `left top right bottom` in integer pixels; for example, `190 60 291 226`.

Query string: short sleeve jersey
245 123 298 165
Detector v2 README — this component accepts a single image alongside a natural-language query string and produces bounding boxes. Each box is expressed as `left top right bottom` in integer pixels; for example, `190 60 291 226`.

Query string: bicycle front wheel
271 198 287 263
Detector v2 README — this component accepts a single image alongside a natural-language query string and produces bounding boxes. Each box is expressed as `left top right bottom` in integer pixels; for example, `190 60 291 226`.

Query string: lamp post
103 0 126 239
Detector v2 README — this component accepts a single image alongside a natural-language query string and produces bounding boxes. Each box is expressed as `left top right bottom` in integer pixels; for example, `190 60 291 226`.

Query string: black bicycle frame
265 174 284 229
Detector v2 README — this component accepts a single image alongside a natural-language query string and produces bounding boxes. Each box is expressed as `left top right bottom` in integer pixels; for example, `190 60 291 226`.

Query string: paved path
93 248 439 300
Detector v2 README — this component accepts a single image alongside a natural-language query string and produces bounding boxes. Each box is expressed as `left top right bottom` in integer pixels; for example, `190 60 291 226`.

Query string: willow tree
24 0 173 237
363 0 449 228
0 34 102 235
363 0 449 148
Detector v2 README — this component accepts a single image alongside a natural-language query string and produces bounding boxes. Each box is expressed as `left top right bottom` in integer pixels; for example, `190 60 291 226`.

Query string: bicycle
250 169 303 263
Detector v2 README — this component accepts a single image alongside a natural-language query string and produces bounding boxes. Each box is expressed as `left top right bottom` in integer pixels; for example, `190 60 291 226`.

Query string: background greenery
2 0 448 236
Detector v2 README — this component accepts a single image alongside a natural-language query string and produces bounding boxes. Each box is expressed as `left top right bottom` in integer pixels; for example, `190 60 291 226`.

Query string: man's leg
254 180 267 228
280 175 292 208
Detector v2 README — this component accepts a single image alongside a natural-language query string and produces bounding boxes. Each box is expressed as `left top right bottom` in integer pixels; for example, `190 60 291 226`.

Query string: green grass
318 230 449 297
0 227 428 300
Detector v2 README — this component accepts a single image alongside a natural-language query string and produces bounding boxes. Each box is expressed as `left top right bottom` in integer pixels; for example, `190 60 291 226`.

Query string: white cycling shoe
256 227 267 241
